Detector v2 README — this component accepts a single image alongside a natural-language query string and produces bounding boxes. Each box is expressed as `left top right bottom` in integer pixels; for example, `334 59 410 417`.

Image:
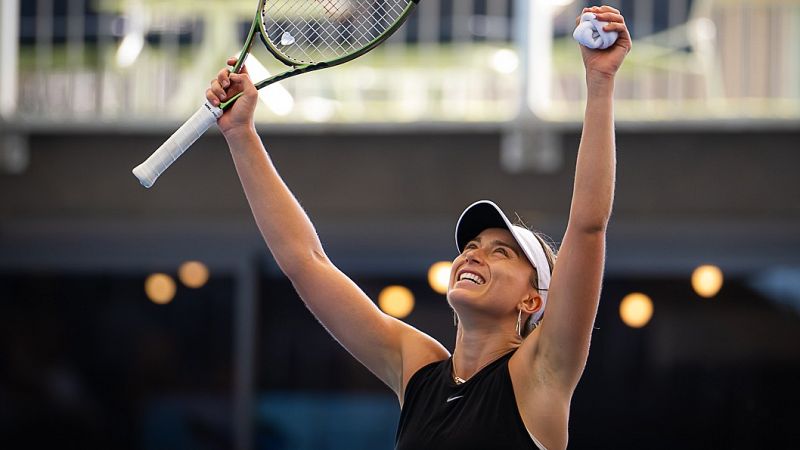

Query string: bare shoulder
394 320 450 405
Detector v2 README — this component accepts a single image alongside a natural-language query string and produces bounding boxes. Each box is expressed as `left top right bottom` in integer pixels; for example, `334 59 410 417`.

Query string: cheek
491 267 533 295
449 257 465 284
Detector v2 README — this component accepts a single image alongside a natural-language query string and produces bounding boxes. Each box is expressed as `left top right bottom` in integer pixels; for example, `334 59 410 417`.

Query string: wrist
585 71 615 98
223 123 257 144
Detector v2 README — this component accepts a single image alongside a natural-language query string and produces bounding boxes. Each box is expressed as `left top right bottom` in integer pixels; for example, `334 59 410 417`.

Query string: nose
463 248 483 265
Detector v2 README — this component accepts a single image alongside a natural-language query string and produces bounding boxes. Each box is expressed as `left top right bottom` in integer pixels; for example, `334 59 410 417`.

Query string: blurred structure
6 0 799 124
1 1 799 449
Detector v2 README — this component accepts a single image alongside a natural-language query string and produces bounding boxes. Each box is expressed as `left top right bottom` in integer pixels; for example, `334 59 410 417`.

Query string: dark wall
1 128 798 274
3 129 798 220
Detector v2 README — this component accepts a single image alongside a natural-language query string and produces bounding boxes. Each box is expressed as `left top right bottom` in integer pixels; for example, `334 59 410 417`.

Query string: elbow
571 215 610 235
579 222 609 235
570 196 614 235
278 248 331 280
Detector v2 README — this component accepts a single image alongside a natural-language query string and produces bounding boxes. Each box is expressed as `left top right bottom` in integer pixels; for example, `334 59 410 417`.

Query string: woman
207 5 630 449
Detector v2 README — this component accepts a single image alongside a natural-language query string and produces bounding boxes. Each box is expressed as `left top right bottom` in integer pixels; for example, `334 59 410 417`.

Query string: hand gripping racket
133 0 420 188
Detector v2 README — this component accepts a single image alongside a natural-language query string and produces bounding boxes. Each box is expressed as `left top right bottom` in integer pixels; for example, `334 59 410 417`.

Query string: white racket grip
132 101 223 188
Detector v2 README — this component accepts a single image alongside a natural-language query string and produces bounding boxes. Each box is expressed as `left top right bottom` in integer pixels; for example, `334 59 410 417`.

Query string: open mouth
457 271 486 285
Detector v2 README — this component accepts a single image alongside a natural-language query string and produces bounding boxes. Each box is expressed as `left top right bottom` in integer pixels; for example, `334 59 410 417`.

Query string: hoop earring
515 309 522 336
453 311 459 327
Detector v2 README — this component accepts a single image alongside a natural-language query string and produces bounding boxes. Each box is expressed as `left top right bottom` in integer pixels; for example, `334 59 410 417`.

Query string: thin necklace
451 353 486 385
453 371 467 385
452 349 514 385
451 354 466 384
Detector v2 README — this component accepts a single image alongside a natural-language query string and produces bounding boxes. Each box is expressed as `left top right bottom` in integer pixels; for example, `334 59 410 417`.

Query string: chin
447 287 485 308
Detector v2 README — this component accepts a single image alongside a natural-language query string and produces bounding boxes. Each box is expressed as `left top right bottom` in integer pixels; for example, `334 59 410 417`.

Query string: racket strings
266 0 403 55
263 0 410 64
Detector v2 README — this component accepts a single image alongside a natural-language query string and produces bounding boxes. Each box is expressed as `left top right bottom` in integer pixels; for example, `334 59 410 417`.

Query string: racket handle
132 101 223 188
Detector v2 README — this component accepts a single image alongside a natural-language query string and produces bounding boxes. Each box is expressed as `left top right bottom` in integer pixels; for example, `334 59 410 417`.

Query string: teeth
458 272 485 285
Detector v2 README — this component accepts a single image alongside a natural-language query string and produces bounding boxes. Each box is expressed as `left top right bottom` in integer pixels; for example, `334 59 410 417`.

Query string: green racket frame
221 0 420 109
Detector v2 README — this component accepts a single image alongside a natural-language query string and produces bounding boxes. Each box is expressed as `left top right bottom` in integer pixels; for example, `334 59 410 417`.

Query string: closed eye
491 240 521 259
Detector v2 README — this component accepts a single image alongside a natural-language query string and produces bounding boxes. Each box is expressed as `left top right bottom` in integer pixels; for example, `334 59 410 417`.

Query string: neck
452 320 521 381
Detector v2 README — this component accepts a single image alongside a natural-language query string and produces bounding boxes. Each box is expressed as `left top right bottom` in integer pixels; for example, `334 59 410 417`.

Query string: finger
235 78 258 104
209 79 227 103
590 5 620 15
602 22 627 31
603 23 632 52
206 88 221 107
225 56 251 76
216 68 231 90
230 73 255 92
235 63 249 76
594 12 624 24
603 22 630 38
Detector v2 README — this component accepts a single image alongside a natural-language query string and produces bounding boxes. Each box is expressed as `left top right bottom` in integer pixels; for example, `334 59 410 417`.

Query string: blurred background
1 0 799 449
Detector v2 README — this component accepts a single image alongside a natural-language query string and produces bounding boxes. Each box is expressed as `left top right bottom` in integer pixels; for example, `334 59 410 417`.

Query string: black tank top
395 350 543 450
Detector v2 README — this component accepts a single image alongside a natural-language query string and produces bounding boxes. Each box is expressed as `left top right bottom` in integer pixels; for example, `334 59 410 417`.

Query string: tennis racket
133 0 420 188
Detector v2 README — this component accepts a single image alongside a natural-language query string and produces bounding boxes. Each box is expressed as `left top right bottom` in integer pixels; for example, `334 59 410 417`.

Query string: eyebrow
491 239 522 258
467 237 522 258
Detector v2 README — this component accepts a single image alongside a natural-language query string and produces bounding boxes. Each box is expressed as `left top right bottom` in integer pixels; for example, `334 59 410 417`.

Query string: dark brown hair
513 218 558 336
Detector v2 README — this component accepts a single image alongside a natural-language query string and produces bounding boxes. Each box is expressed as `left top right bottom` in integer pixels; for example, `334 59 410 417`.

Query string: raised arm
210 58 448 399
522 6 631 391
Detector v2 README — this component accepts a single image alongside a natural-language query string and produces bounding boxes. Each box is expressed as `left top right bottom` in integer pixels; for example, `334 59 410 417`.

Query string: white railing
2 0 798 126
540 0 800 123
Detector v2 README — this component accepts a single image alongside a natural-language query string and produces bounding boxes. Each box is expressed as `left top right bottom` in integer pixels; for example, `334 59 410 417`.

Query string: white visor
455 200 551 326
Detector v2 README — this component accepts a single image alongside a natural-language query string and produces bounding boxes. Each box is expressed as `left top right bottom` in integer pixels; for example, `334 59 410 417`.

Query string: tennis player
208 5 630 449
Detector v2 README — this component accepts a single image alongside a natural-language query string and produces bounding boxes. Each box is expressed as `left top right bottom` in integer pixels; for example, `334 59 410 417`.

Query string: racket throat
231 4 265 73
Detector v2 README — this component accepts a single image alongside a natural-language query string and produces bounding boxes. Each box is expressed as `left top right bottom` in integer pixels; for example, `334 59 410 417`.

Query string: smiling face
448 227 539 323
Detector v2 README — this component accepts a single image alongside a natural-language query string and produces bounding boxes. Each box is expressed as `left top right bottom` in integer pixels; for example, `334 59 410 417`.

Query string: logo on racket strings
280 32 295 46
